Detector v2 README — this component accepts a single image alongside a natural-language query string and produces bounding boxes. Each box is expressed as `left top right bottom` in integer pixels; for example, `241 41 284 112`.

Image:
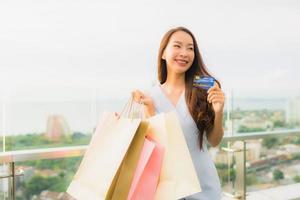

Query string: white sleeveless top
149 84 222 200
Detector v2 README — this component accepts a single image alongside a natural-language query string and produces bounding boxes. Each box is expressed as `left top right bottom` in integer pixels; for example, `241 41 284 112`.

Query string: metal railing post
0 162 26 200
8 162 15 200
222 140 247 199
235 141 246 199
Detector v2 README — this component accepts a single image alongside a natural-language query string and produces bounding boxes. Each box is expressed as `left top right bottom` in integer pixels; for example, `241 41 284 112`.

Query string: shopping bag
67 111 144 200
147 112 201 200
127 137 165 200
108 120 148 200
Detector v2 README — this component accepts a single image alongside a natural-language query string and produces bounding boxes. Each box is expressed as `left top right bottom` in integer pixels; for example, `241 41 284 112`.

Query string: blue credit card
193 75 214 90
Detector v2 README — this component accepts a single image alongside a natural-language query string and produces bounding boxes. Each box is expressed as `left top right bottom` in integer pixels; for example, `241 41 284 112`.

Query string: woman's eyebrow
173 41 183 44
173 41 193 46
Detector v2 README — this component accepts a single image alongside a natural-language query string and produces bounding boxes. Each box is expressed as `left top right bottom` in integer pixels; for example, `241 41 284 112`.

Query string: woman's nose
179 49 188 57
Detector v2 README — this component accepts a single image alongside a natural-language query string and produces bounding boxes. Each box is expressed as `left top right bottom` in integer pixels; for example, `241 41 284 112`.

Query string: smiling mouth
175 59 188 65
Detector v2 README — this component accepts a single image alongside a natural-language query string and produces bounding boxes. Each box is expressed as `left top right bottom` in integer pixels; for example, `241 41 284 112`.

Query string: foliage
5 132 90 198
238 126 265 133
292 136 300 145
4 132 91 151
216 163 228 170
273 120 285 128
293 175 300 183
24 175 68 199
263 137 279 149
246 174 258 186
273 169 284 181
292 153 300 160
218 167 236 185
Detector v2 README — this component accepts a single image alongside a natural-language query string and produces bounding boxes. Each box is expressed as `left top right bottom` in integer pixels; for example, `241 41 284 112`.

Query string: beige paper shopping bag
67 111 142 200
147 112 201 200
108 120 148 200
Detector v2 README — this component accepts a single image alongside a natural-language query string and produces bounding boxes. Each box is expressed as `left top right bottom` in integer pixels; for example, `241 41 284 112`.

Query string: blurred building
240 115 273 130
277 144 300 155
46 115 71 141
242 140 262 161
33 191 74 200
286 97 300 124
212 140 262 164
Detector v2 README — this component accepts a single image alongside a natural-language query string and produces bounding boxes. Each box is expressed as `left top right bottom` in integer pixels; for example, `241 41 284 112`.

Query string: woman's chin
176 65 191 73
168 64 192 74
174 68 190 74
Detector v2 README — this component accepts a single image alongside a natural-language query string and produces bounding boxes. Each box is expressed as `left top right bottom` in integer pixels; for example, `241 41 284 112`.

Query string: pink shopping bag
127 137 164 200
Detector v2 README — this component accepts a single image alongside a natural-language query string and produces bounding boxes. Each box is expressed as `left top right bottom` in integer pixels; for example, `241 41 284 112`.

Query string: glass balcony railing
1 130 300 200
0 146 86 200
218 129 300 200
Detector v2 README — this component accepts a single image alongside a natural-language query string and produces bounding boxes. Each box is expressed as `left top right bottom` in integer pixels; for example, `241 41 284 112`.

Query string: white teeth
176 59 187 64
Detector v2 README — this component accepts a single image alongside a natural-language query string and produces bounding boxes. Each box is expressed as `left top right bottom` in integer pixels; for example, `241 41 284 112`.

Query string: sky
0 0 300 102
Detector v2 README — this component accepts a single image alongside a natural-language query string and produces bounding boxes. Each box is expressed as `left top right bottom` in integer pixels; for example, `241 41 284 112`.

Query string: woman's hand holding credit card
193 75 215 90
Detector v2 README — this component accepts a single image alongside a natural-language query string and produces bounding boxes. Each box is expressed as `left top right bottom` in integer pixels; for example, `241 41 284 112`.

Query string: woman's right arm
132 90 155 118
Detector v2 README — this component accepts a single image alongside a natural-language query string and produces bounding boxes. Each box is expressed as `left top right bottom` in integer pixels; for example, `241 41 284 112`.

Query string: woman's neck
162 72 185 93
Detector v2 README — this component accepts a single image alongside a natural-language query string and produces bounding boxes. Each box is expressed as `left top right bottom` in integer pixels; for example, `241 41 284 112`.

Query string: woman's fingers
207 91 224 103
140 96 152 106
207 82 220 93
132 90 155 117
211 97 225 103
132 90 145 103
208 95 224 104
132 90 153 105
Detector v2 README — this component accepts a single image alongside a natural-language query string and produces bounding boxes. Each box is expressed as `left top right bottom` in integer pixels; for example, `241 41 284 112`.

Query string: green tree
24 175 69 198
293 175 300 183
273 120 285 128
273 169 284 181
293 136 300 145
215 163 228 170
246 174 258 186
292 153 300 160
238 125 265 133
24 175 49 198
263 137 279 149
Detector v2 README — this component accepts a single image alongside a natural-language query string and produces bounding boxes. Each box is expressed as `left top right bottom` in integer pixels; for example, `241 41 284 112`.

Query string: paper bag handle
119 96 146 119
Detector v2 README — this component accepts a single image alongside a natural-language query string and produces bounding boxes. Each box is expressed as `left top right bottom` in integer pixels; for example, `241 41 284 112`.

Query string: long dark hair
157 27 221 149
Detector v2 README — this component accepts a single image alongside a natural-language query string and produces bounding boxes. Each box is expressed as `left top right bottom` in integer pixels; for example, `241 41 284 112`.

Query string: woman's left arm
206 83 225 147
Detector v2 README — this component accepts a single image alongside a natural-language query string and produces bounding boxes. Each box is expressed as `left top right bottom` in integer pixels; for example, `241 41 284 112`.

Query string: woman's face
162 30 195 75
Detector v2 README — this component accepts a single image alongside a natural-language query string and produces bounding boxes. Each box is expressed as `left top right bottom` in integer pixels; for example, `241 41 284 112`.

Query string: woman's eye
188 47 194 51
174 44 180 48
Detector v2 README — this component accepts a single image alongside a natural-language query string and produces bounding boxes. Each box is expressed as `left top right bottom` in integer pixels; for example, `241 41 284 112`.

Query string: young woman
133 27 225 200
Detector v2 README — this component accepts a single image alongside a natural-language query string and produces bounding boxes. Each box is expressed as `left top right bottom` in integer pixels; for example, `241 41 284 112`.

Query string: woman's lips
175 59 188 66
